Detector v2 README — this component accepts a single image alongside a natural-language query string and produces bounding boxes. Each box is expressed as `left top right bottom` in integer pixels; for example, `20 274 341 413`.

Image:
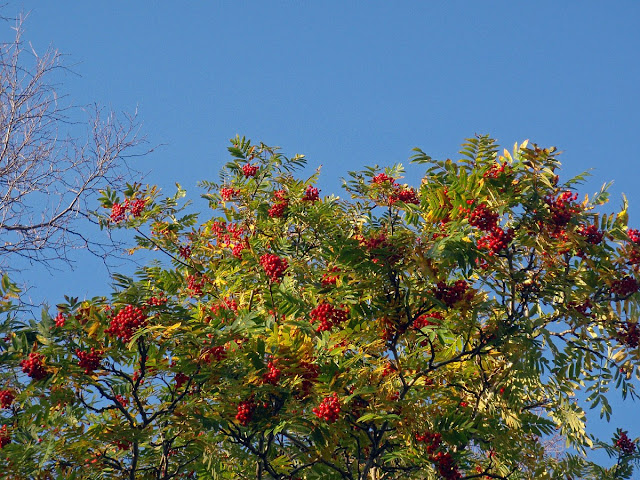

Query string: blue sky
6 0 640 465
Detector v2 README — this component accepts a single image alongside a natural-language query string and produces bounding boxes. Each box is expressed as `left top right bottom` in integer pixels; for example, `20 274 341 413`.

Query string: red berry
76 348 104 374
105 305 148 342
241 163 259 177
0 390 15 409
313 392 341 423
260 254 288 282
302 185 320 203
20 352 49 380
236 399 256 426
309 302 349 332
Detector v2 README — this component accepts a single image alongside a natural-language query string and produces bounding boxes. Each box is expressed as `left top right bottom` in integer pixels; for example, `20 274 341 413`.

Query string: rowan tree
1 135 640 479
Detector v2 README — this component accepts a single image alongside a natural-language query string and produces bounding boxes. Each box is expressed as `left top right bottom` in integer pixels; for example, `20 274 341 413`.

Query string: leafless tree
0 13 145 271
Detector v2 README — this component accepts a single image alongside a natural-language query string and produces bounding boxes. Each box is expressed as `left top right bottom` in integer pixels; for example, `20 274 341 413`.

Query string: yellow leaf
163 322 182 337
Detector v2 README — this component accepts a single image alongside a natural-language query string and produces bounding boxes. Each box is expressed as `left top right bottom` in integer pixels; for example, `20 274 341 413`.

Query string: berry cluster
616 431 637 456
434 281 469 307
577 224 604 245
310 302 349 332
321 266 341 286
76 348 104 374
483 161 509 179
147 294 168 307
262 360 282 385
268 190 289 218
54 312 66 328
210 221 247 258
179 245 192 259
115 394 129 408
241 163 259 177
414 312 443 329
611 276 639 298
381 362 396 377
186 275 205 297
567 299 593 318
302 185 320 203
130 199 146 217
20 352 49 380
105 305 148 342
260 254 288 282
201 345 227 364
174 372 190 389
110 198 146 223
468 204 499 231
617 321 640 348
357 232 402 265
0 424 10 449
415 432 461 480
629 228 640 244
236 399 256 426
0 390 15 409
313 392 341 423
210 297 238 321
220 187 240 201
543 191 581 238
389 187 419 205
371 173 395 184
477 227 515 256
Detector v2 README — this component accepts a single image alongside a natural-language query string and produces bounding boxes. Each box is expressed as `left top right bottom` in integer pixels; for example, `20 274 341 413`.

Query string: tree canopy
1 135 639 479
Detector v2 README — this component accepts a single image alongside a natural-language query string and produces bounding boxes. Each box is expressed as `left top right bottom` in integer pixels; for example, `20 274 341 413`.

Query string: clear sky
5 0 640 466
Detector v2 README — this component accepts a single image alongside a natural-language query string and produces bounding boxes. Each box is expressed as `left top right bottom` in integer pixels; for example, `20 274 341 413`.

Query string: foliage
1 135 640 479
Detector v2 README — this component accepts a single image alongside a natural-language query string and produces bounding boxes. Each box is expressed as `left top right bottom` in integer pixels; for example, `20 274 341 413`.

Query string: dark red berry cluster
477 227 515 256
577 224 603 245
110 202 127 223
611 276 639 297
0 390 15 409
617 321 640 348
110 198 146 223
629 229 640 244
241 163 259 177
389 187 419 205
414 312 443 329
115 394 129 408
616 431 637 455
129 199 146 217
236 399 256 426
268 189 289 218
201 345 227 364
179 245 192 259
76 348 104 374
567 299 593 318
186 275 205 297
469 204 499 231
543 191 581 238
210 297 238 321
321 266 341 286
147 294 168 307
483 161 509 179
434 280 469 307
54 312 66 327
302 185 320 203
262 360 282 385
220 186 240 201
105 305 148 342
260 254 288 282
20 352 49 380
210 221 247 258
310 302 349 332
381 362 396 377
415 432 461 480
0 425 10 449
174 372 190 389
312 392 341 423
371 173 395 184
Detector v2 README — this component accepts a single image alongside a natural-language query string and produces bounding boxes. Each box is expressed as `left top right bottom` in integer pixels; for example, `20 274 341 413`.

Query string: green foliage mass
1 136 639 479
